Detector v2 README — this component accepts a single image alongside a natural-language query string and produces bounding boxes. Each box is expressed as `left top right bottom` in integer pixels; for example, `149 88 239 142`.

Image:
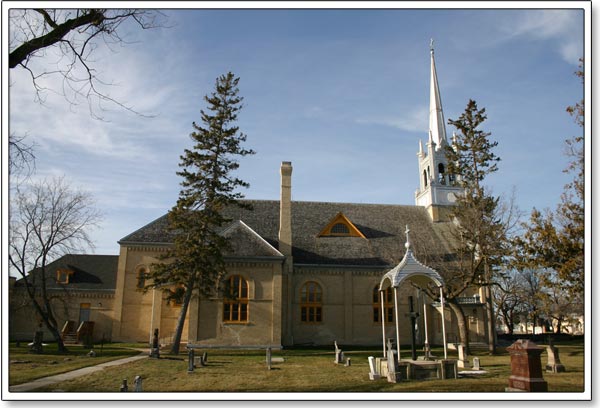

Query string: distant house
10 254 117 343
9 46 492 349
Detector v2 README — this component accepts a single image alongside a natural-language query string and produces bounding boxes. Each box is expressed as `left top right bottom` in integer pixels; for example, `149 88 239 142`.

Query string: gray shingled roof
15 254 118 291
119 200 455 267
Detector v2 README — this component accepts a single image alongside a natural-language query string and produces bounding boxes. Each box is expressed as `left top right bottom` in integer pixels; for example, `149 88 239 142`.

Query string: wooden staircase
61 320 94 345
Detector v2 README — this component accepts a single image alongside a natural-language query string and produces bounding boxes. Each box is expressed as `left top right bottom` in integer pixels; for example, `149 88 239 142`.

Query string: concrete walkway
9 352 149 392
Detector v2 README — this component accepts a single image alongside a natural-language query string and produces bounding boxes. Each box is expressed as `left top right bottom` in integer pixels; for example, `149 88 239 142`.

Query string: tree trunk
29 294 68 353
448 301 470 354
169 278 195 355
485 285 496 354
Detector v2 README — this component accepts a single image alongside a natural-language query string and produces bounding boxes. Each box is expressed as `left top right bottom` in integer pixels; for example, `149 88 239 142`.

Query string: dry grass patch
9 343 143 385
31 344 585 394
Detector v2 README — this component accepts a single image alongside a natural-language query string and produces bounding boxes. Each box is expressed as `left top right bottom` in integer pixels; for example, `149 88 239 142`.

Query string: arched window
223 275 249 323
136 267 147 289
373 286 394 323
300 281 322 323
423 170 428 188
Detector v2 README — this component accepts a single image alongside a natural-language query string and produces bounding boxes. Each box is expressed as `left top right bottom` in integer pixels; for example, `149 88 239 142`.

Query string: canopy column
440 286 448 360
380 289 387 358
393 287 401 362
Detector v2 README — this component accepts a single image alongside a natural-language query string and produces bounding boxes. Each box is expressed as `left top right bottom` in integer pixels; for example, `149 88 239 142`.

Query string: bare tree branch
9 9 167 119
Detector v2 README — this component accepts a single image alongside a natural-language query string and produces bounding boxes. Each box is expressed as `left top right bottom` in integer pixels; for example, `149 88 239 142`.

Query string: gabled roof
119 200 455 267
14 254 118 291
220 220 284 258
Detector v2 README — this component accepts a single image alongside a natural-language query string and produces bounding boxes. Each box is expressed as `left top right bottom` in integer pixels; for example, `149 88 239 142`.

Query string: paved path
9 352 149 392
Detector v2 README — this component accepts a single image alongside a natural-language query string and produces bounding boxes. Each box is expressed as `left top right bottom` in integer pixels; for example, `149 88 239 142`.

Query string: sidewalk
9 351 149 392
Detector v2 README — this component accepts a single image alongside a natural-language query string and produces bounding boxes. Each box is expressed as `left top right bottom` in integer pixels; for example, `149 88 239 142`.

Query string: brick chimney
279 161 293 256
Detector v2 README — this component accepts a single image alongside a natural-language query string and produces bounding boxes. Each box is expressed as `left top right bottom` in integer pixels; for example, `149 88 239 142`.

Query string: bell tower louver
415 40 463 222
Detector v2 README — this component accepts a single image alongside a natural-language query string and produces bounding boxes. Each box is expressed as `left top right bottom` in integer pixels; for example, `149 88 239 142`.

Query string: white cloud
355 105 428 133
498 10 583 64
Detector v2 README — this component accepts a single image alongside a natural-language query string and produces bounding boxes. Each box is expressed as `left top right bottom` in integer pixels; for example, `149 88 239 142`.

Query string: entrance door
79 303 91 323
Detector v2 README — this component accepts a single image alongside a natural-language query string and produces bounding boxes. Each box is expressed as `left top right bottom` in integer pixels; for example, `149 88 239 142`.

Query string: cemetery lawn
9 343 144 386
27 341 585 393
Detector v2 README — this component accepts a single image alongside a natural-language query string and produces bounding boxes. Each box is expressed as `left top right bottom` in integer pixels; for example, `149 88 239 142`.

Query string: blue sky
7 4 587 256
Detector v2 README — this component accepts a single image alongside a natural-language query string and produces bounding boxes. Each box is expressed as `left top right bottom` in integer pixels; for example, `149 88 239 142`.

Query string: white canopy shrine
378 225 448 361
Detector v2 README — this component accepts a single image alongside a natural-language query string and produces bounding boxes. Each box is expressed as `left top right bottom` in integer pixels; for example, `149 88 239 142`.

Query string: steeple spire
429 39 447 149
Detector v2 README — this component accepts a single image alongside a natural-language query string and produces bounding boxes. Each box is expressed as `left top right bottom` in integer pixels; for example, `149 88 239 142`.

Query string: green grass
17 342 585 393
9 342 143 386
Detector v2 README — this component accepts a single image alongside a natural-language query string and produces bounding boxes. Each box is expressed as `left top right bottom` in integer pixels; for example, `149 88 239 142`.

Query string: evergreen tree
148 72 255 355
443 99 513 353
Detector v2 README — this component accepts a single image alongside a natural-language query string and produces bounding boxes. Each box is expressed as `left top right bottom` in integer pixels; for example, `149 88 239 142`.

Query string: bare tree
9 133 36 179
492 268 528 335
9 177 102 352
9 8 166 119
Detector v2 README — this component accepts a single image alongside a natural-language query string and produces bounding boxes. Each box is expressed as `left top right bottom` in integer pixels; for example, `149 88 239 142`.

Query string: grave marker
150 328 160 358
506 339 548 392
368 356 380 380
134 376 143 392
545 345 566 373
187 348 195 373
457 344 470 369
472 356 481 370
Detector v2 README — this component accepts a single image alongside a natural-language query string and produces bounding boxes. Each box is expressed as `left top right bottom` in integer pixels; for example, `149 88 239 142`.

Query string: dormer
318 212 366 238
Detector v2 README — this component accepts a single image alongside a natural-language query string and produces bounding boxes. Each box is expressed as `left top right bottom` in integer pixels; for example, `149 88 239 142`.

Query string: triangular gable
220 220 284 258
317 212 366 238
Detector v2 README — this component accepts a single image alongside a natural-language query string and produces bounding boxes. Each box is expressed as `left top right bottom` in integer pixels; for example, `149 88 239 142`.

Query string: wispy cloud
498 10 583 64
355 105 428 133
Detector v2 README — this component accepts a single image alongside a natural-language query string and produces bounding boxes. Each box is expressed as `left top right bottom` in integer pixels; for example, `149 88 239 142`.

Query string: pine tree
443 99 512 353
148 72 255 355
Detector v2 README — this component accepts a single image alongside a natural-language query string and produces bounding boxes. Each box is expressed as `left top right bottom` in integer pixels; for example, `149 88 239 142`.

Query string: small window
373 286 394 323
223 275 249 323
423 170 428 187
56 269 72 284
136 267 147 289
317 212 366 238
300 281 322 323
330 223 349 234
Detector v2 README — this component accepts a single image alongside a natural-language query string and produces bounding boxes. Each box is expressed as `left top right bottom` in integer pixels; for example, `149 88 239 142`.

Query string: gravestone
120 379 128 392
149 328 160 358
457 344 470 369
134 375 143 392
187 348 195 373
30 331 44 354
368 356 380 380
266 347 272 370
345 358 351 367
506 339 548 392
545 345 566 373
334 341 343 364
87 349 96 357
472 356 481 370
202 352 208 365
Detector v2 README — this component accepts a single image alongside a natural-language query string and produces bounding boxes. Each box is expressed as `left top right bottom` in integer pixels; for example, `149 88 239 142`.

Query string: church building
10 46 491 349
110 45 489 348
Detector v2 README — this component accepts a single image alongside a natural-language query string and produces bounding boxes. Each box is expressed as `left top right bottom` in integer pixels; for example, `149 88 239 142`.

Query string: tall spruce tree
444 99 512 354
148 72 254 355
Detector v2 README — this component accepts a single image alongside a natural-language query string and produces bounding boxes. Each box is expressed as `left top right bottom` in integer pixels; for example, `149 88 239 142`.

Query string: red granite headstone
506 339 548 392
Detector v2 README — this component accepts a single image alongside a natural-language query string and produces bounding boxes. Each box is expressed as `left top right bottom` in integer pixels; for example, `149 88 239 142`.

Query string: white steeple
429 39 447 149
415 40 463 222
